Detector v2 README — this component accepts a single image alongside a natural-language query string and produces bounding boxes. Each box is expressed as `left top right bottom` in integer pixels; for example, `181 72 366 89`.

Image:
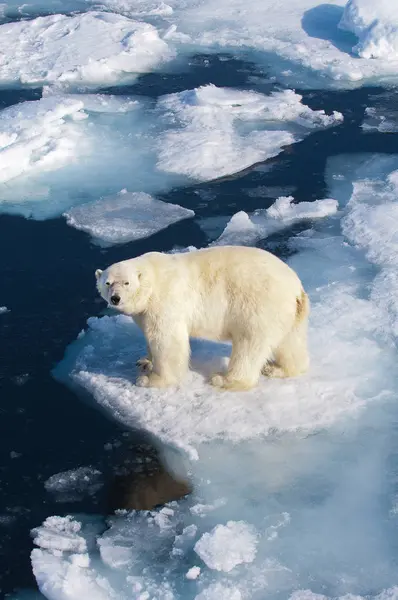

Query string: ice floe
2 0 398 89
0 86 342 221
156 86 343 181
0 12 173 89
63 190 194 245
213 196 338 246
339 0 398 60
158 0 398 88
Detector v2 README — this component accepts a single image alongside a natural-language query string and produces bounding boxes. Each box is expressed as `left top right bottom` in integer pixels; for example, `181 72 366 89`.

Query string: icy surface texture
44 467 103 503
2 0 398 88
0 93 179 220
339 0 398 59
0 12 173 89
362 91 398 133
213 196 338 246
32 154 398 599
156 86 343 180
63 190 194 246
0 86 342 221
327 153 398 338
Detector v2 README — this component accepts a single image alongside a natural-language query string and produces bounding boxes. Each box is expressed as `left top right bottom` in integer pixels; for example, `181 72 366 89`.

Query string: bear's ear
95 269 103 280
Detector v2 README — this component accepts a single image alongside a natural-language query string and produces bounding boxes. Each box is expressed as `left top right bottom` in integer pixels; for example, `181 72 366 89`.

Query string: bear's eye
105 281 110 286
124 282 129 286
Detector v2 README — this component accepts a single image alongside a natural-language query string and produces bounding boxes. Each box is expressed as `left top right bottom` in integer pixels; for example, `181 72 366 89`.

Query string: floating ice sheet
339 0 398 59
213 196 339 246
63 190 194 245
0 92 182 219
2 0 398 89
0 86 342 220
0 12 173 89
156 86 343 181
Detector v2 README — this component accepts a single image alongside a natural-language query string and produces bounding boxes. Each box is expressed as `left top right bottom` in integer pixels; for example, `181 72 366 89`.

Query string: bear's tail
295 288 310 324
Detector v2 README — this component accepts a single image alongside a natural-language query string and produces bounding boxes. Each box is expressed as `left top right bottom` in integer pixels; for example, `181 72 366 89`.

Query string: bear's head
95 259 152 315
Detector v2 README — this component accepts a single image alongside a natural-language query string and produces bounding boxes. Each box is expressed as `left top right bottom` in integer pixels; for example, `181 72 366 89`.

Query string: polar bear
95 245 309 391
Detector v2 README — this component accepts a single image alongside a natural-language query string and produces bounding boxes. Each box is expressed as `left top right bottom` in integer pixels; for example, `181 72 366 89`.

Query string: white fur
95 246 310 391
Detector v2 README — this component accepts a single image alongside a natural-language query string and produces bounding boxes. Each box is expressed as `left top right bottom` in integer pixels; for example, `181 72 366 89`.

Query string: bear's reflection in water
107 437 192 513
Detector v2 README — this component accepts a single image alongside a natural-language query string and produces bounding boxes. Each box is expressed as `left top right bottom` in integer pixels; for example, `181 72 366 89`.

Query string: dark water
1 54 398 597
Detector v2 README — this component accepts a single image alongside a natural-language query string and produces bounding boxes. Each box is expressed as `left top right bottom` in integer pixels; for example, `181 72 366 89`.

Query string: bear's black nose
111 294 120 306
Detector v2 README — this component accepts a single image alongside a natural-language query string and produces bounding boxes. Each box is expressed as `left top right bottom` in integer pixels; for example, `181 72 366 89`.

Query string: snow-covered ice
0 86 342 221
194 521 258 572
31 151 398 599
0 95 85 189
339 0 398 60
213 196 338 246
0 12 173 89
156 86 343 181
63 190 194 246
2 0 398 89
0 92 177 220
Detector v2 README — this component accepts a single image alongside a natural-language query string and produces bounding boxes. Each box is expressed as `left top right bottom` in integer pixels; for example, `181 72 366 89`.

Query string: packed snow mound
213 196 338 246
0 95 85 188
63 190 194 245
0 12 173 89
156 86 343 181
339 0 398 60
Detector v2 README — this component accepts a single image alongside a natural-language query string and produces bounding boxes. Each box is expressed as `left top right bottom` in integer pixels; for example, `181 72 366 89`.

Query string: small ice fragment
194 521 258 572
186 566 201 579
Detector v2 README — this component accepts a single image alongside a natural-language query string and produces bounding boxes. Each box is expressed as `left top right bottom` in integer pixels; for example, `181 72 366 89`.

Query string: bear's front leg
136 324 190 388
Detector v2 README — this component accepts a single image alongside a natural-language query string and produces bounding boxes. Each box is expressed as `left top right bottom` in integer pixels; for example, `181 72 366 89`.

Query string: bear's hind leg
211 332 278 391
262 318 309 378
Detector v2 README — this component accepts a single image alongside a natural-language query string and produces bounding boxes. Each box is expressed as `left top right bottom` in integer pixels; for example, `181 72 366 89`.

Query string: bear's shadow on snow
301 4 358 56
63 314 232 387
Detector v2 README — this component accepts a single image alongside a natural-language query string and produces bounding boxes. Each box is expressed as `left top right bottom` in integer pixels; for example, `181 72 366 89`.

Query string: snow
0 96 85 189
194 521 258 572
156 86 343 181
213 196 338 246
0 306 9 314
339 0 398 60
32 151 398 599
185 566 201 580
63 190 194 246
0 12 173 89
